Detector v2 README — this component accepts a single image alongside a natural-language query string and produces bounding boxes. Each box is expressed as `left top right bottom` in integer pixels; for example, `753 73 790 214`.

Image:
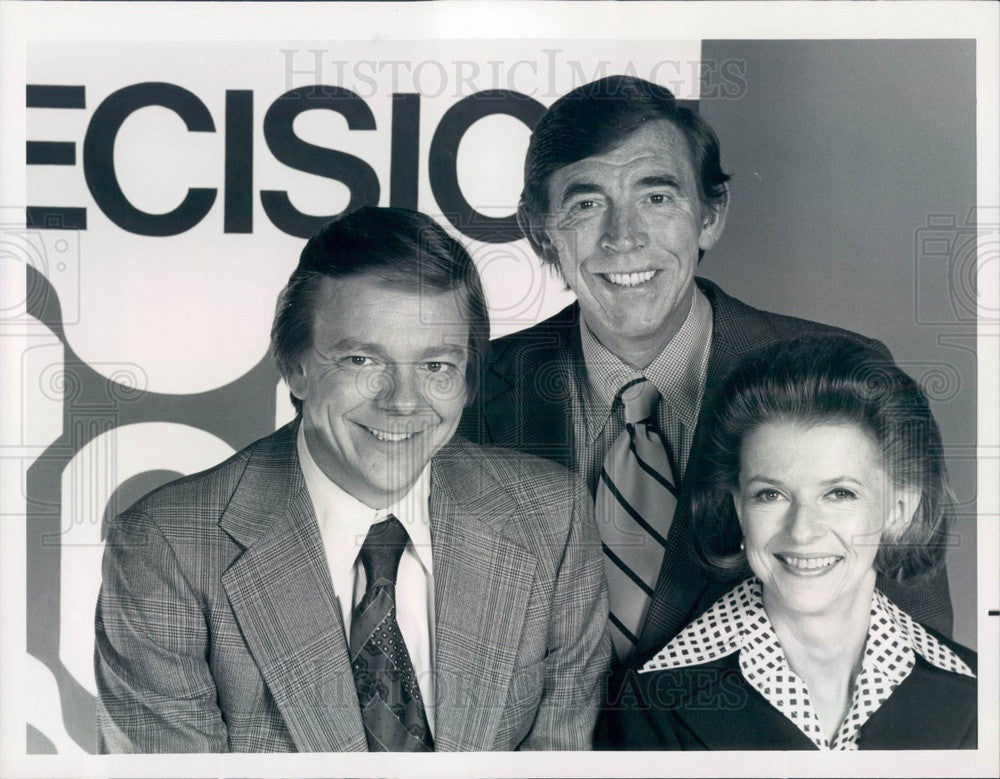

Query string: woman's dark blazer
615 633 977 750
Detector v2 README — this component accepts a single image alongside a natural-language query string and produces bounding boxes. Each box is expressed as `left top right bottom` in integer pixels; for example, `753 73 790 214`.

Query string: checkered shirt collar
577 286 712 442
870 587 974 677
641 578 974 750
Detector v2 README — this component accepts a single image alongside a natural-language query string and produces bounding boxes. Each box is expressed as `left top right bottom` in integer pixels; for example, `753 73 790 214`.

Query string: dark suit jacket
458 277 955 742
615 633 977 750
95 423 610 752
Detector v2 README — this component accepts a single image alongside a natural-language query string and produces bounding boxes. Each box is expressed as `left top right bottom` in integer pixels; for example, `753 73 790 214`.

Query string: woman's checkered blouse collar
640 577 974 679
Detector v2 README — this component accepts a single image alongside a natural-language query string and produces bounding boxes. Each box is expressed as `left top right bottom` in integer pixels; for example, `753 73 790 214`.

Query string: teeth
605 270 656 287
365 427 415 442
779 555 840 570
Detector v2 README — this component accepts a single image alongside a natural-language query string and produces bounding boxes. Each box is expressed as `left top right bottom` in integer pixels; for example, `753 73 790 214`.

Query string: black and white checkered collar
641 578 974 750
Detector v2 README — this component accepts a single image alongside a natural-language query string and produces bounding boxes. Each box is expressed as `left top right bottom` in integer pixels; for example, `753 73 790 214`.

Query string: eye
648 193 670 204
572 199 597 211
753 488 783 503
423 361 457 374
828 487 857 501
342 355 374 368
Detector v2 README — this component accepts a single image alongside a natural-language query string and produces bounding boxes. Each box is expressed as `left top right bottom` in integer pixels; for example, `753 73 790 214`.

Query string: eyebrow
820 476 865 488
419 344 468 360
742 475 783 486
328 339 389 357
637 174 682 191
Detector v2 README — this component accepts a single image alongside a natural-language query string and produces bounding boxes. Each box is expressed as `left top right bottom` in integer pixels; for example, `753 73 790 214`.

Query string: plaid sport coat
457 277 954 668
95 424 611 752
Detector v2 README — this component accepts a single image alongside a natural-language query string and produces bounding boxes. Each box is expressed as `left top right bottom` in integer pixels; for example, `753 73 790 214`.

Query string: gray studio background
698 39 978 645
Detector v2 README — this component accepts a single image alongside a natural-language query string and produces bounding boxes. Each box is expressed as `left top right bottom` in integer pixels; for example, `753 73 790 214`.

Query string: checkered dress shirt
572 288 713 495
640 578 975 750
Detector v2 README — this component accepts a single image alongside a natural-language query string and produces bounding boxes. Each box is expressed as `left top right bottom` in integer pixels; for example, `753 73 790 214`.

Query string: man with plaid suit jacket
456 75 954 746
95 208 610 752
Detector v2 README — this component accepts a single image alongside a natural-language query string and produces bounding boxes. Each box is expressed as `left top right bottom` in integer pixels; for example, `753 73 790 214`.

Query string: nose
786 501 825 545
374 364 425 414
600 203 646 254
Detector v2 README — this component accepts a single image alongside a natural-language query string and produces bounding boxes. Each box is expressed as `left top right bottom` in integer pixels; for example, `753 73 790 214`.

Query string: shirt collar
578 285 713 441
296 423 434 577
641 578 974 750
640 577 975 679
869 587 974 677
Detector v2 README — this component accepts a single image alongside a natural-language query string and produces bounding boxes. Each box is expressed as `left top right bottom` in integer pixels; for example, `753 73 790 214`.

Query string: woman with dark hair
620 334 976 750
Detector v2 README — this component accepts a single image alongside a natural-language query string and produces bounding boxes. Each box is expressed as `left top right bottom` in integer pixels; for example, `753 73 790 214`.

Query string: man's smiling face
289 274 469 508
543 119 726 367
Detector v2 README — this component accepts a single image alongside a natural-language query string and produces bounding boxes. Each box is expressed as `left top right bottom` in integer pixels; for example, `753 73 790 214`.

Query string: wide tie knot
619 377 660 424
358 514 409 589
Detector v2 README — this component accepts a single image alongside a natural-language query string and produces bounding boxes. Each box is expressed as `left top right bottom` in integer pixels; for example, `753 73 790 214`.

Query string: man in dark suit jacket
95 207 610 752
456 75 953 744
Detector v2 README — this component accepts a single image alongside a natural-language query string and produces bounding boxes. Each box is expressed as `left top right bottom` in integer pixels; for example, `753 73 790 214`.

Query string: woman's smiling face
732 421 919 620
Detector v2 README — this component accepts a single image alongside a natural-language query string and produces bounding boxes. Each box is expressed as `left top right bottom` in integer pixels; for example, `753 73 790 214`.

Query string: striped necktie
349 515 434 751
596 378 678 661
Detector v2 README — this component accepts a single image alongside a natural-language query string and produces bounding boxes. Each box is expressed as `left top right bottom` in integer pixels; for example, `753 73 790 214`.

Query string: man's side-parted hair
691 334 953 584
271 206 490 414
518 74 731 264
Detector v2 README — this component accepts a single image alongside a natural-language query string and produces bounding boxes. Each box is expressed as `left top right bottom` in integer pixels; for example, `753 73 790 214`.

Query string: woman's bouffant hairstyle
691 333 952 584
270 207 490 414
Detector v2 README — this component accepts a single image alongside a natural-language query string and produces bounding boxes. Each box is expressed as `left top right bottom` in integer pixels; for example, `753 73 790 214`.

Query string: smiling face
288 274 469 508
733 421 919 621
542 119 726 368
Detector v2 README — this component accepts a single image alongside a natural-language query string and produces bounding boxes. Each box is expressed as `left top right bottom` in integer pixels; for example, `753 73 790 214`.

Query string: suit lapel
219 424 366 752
481 304 579 469
429 442 538 751
664 659 817 750
856 658 977 749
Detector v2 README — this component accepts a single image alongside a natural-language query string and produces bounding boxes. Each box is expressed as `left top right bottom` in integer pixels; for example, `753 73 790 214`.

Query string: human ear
731 489 744 526
518 205 558 263
287 361 308 402
697 185 729 252
886 486 922 539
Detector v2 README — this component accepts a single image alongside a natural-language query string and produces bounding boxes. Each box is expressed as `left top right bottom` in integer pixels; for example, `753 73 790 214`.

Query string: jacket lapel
663 658 817 750
219 424 367 752
479 304 579 469
428 441 538 751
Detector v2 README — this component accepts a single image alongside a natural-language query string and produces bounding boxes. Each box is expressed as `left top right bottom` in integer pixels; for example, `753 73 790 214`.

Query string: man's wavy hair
271 207 490 414
691 333 952 584
517 74 730 265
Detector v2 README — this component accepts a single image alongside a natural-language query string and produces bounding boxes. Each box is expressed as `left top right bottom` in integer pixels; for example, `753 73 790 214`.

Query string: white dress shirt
575 285 713 489
296 425 436 732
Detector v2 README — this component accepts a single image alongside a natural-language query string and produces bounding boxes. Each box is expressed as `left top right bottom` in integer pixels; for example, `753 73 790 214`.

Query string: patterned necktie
349 515 434 751
595 378 678 661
